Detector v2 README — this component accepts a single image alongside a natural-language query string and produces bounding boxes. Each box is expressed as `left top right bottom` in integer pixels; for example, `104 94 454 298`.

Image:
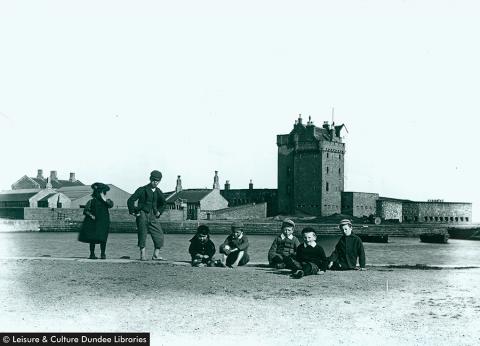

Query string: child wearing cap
285 227 328 279
268 219 301 269
217 222 250 268
188 225 216 267
328 219 366 271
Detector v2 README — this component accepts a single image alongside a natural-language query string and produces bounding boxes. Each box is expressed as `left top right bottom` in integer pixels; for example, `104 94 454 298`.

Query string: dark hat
282 218 295 228
339 219 352 228
231 221 244 230
91 182 110 192
301 227 316 235
196 225 210 236
150 170 162 181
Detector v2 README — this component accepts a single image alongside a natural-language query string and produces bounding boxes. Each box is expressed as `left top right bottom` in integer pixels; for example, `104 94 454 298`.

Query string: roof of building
0 191 39 202
166 189 212 203
38 193 57 202
32 177 84 189
378 196 411 203
56 185 92 200
57 184 130 200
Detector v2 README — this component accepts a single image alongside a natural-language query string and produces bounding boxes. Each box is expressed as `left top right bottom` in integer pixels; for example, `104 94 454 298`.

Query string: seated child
285 227 327 279
188 225 216 267
328 219 366 271
217 222 250 268
268 218 301 269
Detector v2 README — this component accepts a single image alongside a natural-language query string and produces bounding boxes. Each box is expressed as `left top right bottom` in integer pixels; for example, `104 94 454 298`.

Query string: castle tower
277 114 346 216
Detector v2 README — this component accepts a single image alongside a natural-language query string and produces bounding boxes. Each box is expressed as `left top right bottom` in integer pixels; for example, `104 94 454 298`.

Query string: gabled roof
32 177 84 189
57 185 92 200
38 193 57 202
0 191 39 202
166 189 212 203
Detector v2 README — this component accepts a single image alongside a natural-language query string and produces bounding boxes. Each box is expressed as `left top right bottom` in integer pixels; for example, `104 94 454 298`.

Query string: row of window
404 216 469 222
326 167 341 175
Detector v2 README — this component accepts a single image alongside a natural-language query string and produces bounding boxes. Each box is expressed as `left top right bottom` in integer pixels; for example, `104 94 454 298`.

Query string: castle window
424 217 428 221
326 182 329 192
455 217 459 222
414 217 418 222
327 153 329 158
434 217 438 221
338 168 341 175
327 167 329 174
430 217 434 221
450 217 454 221
460 217 464 222
466 217 469 222
439 217 443 221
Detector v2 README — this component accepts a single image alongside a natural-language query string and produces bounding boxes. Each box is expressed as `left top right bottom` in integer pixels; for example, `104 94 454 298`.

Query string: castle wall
377 200 403 222
342 192 378 217
403 202 472 224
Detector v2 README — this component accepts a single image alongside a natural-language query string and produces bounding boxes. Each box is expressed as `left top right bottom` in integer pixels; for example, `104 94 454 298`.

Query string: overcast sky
1 0 479 220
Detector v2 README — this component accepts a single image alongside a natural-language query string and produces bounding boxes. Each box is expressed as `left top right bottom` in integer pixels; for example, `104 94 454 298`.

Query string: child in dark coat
78 183 114 259
217 222 250 268
285 227 328 279
328 219 366 271
268 218 301 269
188 225 216 267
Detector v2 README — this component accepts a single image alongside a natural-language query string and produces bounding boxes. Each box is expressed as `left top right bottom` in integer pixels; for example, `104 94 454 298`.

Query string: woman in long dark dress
78 183 114 259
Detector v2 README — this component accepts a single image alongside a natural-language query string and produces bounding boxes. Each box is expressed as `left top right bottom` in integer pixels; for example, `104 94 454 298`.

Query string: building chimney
213 171 220 189
297 114 303 124
69 172 76 182
37 169 44 179
224 180 230 191
176 175 183 193
50 170 57 181
46 177 52 189
249 179 253 190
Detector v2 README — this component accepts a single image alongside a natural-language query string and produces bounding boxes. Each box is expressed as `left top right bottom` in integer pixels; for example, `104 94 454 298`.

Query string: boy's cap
339 219 352 226
231 222 244 230
196 225 210 236
150 170 162 181
282 219 295 228
301 227 317 235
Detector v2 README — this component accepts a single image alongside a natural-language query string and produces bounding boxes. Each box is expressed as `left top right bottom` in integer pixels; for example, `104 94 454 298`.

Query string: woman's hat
91 182 110 192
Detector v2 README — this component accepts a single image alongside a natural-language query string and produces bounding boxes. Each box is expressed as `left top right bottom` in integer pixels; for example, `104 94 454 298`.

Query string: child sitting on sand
285 227 328 279
268 218 301 269
328 219 366 271
216 222 250 268
188 225 216 267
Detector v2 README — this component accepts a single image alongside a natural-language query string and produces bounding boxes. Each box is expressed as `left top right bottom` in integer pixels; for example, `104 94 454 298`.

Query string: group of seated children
189 222 249 268
188 218 366 278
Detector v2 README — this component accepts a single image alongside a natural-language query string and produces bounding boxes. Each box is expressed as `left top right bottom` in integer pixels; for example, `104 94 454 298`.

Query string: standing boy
328 219 366 271
268 218 301 269
217 222 250 268
286 227 328 279
127 170 166 261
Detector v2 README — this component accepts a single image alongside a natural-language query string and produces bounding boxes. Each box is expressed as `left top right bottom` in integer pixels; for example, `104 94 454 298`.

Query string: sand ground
1 258 480 346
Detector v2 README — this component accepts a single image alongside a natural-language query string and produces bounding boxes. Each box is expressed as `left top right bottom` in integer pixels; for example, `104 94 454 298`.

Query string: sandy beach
1 257 479 346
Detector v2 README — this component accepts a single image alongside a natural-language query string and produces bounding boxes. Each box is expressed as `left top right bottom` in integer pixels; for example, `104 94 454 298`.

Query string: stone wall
0 219 40 232
403 202 472 224
209 203 267 220
342 192 378 217
377 200 403 222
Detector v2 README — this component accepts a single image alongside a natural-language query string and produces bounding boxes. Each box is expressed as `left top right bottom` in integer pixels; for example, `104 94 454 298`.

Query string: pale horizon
1 1 479 220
